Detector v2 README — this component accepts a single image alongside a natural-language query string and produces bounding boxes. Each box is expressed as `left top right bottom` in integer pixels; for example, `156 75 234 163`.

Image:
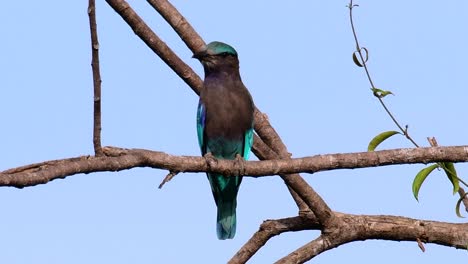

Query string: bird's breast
201 84 253 141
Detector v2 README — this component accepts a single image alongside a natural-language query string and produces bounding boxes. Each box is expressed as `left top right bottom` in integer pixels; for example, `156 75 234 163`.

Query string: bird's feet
234 154 246 177
204 152 218 170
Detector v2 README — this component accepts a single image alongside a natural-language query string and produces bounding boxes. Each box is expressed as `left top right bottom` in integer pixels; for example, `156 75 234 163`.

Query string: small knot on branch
204 152 218 171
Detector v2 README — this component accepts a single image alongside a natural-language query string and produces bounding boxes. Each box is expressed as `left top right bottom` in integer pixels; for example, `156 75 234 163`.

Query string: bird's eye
220 52 229 57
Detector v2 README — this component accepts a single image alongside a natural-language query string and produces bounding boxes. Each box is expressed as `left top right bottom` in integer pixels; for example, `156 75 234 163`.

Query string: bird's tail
216 199 237 240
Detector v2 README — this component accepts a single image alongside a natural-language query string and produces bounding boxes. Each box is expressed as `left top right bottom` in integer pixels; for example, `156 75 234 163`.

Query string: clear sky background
1 1 467 263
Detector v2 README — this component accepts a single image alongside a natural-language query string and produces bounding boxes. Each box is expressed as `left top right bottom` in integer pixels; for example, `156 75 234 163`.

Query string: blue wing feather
196 100 205 151
243 127 254 160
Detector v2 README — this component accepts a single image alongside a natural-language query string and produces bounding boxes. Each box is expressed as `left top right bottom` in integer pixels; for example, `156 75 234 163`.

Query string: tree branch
88 0 103 156
146 0 205 52
2 146 468 188
275 213 468 263
229 212 468 263
105 0 203 95
228 215 320 264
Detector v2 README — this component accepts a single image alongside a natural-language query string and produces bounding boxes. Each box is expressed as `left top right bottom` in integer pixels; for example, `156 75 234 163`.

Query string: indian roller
193 41 254 240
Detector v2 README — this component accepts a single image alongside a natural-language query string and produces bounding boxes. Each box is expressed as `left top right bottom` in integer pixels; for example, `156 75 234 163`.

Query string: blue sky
1 1 467 263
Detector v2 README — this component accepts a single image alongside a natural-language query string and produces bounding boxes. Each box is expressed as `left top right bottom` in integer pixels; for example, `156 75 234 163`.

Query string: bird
193 41 254 240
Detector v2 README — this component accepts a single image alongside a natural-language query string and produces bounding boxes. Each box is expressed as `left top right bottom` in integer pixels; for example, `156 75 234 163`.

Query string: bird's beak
192 50 207 60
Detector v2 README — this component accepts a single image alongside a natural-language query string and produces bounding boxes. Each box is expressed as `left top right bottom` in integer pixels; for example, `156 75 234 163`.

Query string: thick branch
229 215 320 264
276 235 329 264
228 213 468 263
146 0 205 51
276 213 468 263
2 146 468 188
105 0 203 95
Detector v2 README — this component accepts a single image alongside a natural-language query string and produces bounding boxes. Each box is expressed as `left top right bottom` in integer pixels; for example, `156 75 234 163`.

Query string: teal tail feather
216 199 237 240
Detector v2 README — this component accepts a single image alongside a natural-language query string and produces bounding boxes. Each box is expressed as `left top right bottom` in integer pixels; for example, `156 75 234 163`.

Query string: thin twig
158 171 179 189
416 238 426 252
458 187 468 213
349 0 468 214
348 1 419 147
88 0 104 156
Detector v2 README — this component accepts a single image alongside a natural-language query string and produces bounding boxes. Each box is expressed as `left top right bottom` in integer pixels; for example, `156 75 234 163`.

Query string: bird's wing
243 127 254 160
196 100 206 154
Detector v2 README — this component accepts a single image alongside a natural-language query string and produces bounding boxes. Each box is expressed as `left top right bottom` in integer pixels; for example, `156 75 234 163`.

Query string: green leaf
412 164 439 201
455 192 468 218
352 47 368 67
352 52 363 67
367 131 401 151
371 87 394 98
441 162 460 194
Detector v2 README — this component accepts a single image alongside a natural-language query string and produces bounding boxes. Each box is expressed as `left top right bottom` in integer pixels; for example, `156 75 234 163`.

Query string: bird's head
193 41 239 73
